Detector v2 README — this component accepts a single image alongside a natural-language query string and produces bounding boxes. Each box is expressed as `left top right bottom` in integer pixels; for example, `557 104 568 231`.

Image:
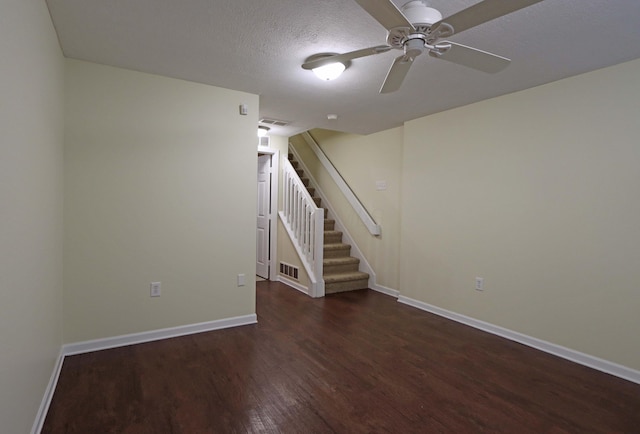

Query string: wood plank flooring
43 281 640 433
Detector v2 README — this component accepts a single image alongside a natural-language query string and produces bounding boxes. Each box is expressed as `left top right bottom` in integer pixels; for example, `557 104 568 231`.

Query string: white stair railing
279 159 325 297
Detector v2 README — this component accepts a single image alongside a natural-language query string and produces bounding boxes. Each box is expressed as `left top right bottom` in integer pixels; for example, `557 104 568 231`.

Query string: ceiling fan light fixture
312 62 346 81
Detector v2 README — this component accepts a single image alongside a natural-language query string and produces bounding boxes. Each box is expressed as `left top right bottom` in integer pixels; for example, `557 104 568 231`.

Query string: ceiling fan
302 0 544 93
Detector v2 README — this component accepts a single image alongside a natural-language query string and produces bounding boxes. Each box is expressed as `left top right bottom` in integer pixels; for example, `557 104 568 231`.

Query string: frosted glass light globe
312 62 346 81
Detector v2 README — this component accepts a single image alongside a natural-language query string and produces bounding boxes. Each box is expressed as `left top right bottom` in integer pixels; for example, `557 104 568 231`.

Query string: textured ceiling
46 0 640 136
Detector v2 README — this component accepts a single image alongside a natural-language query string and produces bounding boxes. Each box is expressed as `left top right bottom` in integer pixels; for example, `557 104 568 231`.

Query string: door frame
257 146 279 281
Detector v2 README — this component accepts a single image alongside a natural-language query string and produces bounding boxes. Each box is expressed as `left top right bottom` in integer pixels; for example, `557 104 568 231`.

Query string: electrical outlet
475 277 484 291
150 282 161 297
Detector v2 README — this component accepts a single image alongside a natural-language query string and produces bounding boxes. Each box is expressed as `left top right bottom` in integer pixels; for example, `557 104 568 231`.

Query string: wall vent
259 118 290 127
279 262 299 280
258 136 270 147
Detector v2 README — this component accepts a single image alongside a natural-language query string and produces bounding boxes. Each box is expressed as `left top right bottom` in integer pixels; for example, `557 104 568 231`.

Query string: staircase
288 153 369 294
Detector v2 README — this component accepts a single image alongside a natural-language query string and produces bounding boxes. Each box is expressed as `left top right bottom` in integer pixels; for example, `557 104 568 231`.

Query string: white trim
300 132 381 236
31 349 65 434
257 146 279 282
62 314 257 356
397 295 640 385
276 275 310 296
288 145 377 290
371 283 399 298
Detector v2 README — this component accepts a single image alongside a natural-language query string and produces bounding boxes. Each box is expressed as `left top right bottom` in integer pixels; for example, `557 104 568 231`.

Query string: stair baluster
279 158 325 297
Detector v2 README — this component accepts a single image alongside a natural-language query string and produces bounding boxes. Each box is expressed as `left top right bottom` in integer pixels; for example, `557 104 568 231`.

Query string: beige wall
0 1 65 432
401 58 640 370
290 128 403 290
64 60 259 342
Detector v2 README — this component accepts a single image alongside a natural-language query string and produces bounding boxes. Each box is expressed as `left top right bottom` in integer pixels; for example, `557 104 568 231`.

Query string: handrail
279 159 325 297
301 131 381 236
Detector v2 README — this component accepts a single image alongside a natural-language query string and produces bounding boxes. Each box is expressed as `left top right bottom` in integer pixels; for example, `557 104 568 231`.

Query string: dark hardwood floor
43 281 640 433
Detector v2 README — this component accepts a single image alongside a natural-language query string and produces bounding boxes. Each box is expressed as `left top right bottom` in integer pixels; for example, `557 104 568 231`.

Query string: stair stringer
288 145 376 290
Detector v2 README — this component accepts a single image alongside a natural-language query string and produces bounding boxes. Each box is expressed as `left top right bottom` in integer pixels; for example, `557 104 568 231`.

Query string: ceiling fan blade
302 45 392 70
431 0 544 37
430 41 510 73
354 0 415 32
380 55 414 94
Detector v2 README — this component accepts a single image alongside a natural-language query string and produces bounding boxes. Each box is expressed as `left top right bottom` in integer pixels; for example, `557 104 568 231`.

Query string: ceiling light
312 62 346 81
257 126 270 137
303 53 351 81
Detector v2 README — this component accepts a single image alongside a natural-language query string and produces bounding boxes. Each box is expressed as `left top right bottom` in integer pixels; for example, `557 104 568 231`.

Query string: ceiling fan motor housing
401 1 442 27
387 1 443 49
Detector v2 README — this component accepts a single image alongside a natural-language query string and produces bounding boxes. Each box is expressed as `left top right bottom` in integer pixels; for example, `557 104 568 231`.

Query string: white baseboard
276 275 310 295
371 283 399 298
397 295 640 385
62 314 257 356
31 349 65 434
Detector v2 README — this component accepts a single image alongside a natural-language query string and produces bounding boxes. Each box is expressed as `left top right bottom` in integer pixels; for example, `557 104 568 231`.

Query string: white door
256 154 271 279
